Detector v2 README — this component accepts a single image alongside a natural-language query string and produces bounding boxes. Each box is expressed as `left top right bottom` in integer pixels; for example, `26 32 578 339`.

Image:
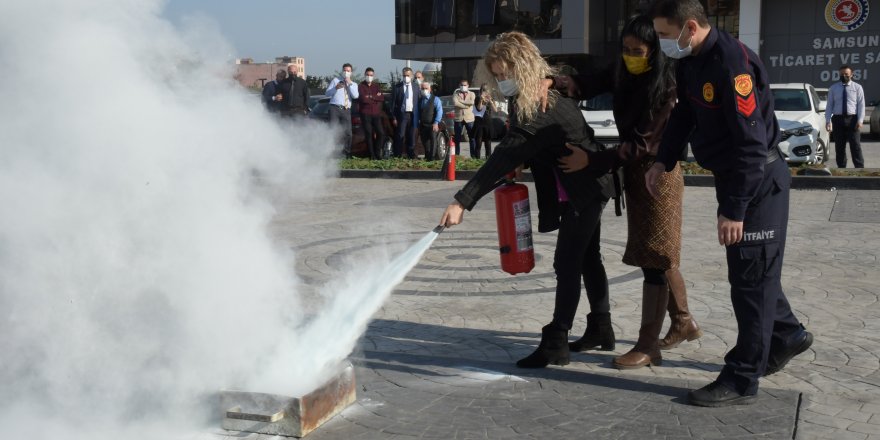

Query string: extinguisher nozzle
432 225 446 234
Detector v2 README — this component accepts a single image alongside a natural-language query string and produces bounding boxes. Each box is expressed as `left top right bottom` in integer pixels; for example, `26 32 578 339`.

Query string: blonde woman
439 32 616 368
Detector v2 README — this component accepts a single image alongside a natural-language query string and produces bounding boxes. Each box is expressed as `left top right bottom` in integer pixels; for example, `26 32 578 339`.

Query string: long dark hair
614 15 676 116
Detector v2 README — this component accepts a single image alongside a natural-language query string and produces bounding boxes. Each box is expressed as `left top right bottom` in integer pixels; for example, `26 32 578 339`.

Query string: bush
340 158 880 176
339 157 487 170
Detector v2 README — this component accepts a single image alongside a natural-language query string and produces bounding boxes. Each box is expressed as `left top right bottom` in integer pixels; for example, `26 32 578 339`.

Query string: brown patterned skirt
621 156 683 270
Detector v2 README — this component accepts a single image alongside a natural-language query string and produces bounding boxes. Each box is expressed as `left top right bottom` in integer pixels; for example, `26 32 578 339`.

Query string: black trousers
363 114 384 160
550 200 610 331
329 106 352 157
472 116 493 159
716 159 802 395
832 114 864 168
394 113 415 158
419 124 438 160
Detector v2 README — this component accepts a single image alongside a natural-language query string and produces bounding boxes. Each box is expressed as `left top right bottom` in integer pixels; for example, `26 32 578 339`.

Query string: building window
623 0 739 37
396 0 563 44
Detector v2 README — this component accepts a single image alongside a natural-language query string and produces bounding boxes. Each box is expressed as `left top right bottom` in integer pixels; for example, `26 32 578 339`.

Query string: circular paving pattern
292 230 640 297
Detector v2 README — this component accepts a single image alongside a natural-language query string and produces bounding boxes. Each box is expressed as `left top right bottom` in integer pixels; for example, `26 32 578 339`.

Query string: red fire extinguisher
494 172 535 275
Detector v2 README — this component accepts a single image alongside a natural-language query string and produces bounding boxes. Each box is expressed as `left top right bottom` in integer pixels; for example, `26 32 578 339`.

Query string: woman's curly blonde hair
474 31 558 124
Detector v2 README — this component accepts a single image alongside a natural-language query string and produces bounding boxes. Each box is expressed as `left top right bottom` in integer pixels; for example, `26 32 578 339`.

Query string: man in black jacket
279 64 310 118
261 69 287 113
390 67 419 158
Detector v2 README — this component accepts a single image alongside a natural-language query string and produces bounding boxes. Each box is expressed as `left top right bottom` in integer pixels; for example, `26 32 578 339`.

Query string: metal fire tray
220 362 356 438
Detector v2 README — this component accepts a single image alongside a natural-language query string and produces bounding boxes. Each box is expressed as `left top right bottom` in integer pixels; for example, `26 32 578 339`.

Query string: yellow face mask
622 54 651 75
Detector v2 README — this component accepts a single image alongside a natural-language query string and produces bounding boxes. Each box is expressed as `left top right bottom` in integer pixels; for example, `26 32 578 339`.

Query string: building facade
392 0 877 100
233 56 306 90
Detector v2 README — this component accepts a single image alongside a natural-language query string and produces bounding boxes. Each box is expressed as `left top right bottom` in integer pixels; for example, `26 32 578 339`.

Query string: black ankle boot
516 324 570 368
569 312 615 352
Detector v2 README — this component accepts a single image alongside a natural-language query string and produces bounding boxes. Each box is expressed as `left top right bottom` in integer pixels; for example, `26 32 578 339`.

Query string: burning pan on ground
220 362 356 438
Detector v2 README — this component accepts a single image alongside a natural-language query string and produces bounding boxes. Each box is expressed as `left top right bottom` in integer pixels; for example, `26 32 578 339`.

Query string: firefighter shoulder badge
702 82 714 102
734 74 756 117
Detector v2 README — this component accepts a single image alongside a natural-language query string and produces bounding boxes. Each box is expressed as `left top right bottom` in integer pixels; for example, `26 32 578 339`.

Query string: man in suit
391 67 419 158
280 64 310 118
262 69 287 113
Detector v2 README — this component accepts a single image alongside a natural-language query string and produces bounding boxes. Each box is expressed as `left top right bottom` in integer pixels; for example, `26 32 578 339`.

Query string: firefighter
439 31 617 369
645 0 813 407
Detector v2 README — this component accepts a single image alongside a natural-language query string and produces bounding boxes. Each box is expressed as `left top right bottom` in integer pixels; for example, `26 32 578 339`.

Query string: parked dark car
308 94 327 111
310 93 451 160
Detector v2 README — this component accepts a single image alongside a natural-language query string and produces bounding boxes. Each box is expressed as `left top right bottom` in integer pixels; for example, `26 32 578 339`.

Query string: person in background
262 69 287 113
391 67 419 159
439 31 615 370
471 85 496 159
548 15 701 370
646 0 812 407
825 65 866 168
418 81 443 160
325 63 359 158
282 63 310 118
358 67 386 160
453 78 476 156
414 70 425 88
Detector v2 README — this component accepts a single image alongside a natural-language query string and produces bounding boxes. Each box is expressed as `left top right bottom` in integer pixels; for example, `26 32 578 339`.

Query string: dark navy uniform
655 28 804 396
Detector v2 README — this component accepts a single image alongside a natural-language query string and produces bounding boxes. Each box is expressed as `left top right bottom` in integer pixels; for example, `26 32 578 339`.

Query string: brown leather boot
659 269 703 350
613 282 668 369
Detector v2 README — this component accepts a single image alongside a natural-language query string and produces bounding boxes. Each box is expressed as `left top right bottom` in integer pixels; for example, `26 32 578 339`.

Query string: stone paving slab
217 178 880 439
302 351 799 439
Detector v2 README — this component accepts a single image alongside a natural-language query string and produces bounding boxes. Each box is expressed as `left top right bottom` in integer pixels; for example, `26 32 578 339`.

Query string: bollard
446 137 456 181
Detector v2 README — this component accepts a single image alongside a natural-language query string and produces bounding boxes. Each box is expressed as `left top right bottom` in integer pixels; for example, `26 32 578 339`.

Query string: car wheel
435 133 449 161
814 139 826 164
381 136 393 159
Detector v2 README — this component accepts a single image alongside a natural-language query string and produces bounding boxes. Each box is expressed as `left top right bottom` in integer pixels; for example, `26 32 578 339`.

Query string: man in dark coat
279 64 310 118
261 69 287 113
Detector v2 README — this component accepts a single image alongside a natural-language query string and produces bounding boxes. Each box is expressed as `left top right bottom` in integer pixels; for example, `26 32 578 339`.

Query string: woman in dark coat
551 15 702 369
440 31 616 369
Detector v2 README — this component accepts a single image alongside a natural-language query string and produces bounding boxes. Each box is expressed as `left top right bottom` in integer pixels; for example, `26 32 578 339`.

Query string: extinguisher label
513 199 533 252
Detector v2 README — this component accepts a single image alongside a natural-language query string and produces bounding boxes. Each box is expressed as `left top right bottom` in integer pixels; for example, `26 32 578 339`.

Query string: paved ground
211 173 880 439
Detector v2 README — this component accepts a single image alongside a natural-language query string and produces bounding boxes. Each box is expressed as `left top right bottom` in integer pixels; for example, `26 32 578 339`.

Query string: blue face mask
497 78 518 97
660 25 693 59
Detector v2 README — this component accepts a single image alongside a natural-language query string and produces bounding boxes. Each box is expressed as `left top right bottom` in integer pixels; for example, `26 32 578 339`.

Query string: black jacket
279 75 310 111
454 96 614 232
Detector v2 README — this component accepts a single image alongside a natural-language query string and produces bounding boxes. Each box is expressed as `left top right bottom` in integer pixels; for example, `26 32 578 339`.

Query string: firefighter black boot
569 312 615 352
516 324 570 368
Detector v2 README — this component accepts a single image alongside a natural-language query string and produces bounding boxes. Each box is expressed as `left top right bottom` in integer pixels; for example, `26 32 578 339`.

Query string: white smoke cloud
0 0 367 438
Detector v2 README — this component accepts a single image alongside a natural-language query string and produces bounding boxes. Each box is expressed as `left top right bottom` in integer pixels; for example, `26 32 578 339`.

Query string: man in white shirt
391 67 419 158
325 63 360 159
825 65 865 168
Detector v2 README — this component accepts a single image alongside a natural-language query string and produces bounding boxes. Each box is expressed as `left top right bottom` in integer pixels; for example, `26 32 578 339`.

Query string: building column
739 0 762 55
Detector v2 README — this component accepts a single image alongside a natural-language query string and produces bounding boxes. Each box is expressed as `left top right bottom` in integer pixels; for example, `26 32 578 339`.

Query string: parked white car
578 93 619 147
770 83 830 165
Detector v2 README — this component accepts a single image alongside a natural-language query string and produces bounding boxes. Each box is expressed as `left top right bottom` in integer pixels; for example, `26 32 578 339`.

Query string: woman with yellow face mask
546 14 702 370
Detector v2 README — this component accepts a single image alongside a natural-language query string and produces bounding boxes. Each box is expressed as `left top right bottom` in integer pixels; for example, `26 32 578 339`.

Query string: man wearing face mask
417 82 443 160
358 67 386 160
391 67 419 158
325 63 360 158
645 0 812 408
825 65 865 168
281 64 310 118
453 79 476 157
